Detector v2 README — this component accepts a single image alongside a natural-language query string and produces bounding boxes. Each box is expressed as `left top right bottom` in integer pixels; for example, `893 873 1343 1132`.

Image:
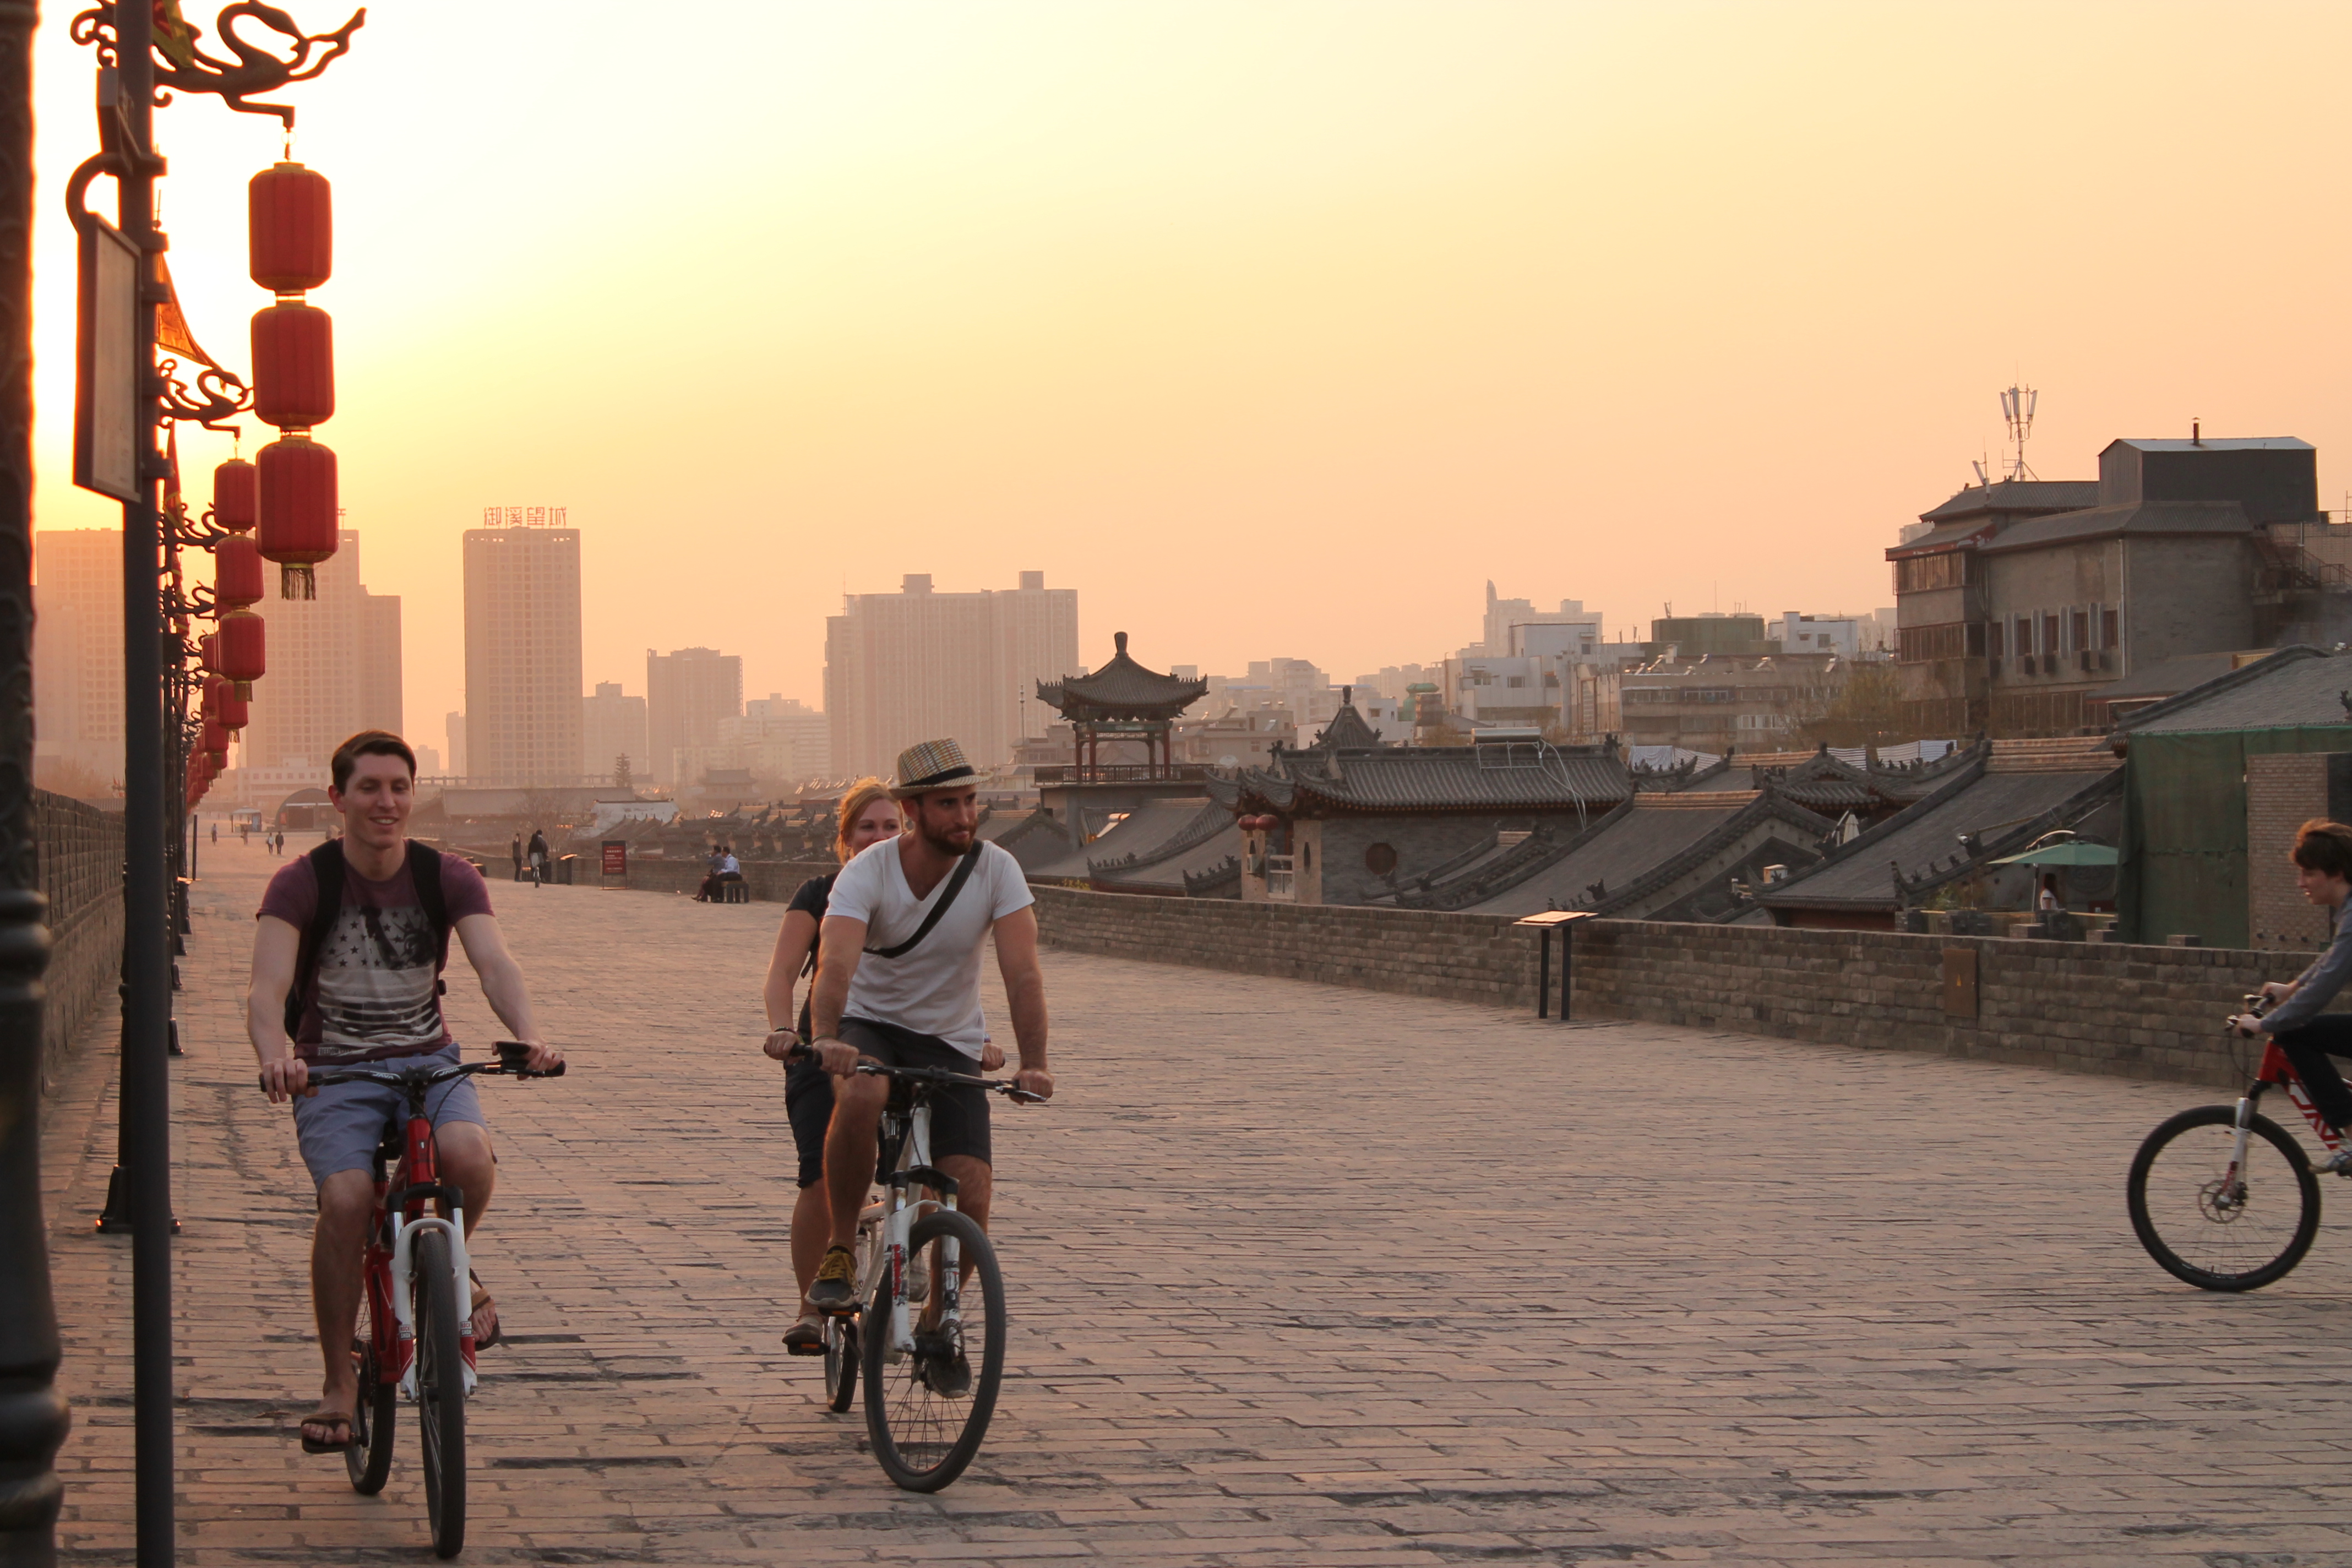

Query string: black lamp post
44 6 360 1562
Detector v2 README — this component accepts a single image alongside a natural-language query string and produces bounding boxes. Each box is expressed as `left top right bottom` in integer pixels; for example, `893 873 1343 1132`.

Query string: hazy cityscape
18 4 2352 1564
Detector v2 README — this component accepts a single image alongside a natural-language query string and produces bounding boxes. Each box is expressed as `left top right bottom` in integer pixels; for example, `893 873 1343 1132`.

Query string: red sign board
601 841 627 878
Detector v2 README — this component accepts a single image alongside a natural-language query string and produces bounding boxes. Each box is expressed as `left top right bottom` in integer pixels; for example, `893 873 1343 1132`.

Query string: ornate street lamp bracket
72 1 366 127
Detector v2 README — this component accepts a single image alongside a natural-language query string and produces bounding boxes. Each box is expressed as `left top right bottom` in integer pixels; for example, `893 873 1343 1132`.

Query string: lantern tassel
280 565 317 600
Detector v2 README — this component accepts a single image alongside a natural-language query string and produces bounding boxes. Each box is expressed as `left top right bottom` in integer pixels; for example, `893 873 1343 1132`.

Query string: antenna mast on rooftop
1999 384 2038 481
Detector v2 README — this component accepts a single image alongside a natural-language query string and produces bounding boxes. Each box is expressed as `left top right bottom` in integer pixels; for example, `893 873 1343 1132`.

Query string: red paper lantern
217 608 265 697
205 673 248 732
250 161 331 294
212 458 257 532
256 435 337 597
202 719 231 761
251 302 334 429
214 533 265 610
198 631 219 673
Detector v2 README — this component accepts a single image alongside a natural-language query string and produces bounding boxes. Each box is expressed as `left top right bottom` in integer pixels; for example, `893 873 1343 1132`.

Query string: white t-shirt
825 837 1035 1057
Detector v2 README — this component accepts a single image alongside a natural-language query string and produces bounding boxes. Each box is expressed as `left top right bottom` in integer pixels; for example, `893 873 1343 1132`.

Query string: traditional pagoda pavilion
1036 632 1209 783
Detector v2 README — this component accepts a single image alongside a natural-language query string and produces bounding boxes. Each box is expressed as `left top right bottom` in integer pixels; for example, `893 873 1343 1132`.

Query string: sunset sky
30 2 2352 760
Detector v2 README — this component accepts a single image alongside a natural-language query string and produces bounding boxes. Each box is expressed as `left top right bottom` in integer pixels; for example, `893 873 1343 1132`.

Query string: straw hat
891 737 979 799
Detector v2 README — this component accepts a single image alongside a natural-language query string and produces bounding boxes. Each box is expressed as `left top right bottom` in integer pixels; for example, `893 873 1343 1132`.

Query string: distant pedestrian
210 823 219 843
510 833 523 884
527 827 550 889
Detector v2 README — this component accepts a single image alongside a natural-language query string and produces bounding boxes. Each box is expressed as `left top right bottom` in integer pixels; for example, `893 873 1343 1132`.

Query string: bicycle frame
864 1097 964 1362
360 1099 476 1401
2226 1040 2347 1194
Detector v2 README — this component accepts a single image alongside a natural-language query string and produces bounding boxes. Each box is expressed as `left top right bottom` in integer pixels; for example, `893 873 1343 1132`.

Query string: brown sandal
468 1270 502 1349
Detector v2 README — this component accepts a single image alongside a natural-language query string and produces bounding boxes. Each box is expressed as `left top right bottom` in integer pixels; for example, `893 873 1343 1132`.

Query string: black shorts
837 1017 992 1170
782 1055 835 1190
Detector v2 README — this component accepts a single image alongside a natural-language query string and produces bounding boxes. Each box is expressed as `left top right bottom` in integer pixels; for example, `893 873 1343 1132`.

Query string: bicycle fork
390 1208 477 1397
883 1166 961 1360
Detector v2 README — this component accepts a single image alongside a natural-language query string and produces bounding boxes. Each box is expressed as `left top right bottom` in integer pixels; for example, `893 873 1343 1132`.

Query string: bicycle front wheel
413 1228 468 1558
862 1208 1005 1492
2128 1104 2322 1291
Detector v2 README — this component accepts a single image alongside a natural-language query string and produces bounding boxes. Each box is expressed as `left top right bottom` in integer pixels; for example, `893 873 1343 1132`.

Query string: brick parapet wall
2248 753 2332 951
1030 886 2295 1088
37 791 125 1092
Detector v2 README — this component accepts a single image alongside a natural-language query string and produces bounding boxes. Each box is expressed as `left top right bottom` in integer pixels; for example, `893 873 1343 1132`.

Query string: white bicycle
801 1054 1043 1491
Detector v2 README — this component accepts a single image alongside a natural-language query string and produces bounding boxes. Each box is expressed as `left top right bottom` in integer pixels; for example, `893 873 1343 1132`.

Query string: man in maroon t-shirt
248 730 563 1456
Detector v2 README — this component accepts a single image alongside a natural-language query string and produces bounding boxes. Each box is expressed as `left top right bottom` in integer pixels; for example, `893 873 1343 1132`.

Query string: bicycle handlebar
258 1045 565 1096
779 1038 1048 1104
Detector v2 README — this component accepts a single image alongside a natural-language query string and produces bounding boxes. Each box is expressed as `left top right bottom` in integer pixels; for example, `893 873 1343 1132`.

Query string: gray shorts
291 1042 488 1187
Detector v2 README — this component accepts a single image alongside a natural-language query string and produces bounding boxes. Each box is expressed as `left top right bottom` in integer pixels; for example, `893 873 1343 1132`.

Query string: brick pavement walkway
39 838 2352 1564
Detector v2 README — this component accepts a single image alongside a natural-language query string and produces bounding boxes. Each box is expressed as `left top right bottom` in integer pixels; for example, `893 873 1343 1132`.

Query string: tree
1796 661 1912 749
612 754 633 792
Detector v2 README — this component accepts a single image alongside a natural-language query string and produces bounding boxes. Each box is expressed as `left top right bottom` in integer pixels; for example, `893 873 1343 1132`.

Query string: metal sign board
601 840 627 880
74 216 140 501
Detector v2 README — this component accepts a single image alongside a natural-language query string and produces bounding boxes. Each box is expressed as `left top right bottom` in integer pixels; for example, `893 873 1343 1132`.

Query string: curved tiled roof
1229 742 1630 815
1313 696 1383 751
2110 646 2344 736
1036 632 1208 719
1757 764 2120 912
1441 792 1835 918
1918 478 2100 524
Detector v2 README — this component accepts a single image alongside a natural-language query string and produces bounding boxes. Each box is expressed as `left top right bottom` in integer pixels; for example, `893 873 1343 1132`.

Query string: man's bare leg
306 1170 375 1444
435 1122 499 1341
824 1071 889 1248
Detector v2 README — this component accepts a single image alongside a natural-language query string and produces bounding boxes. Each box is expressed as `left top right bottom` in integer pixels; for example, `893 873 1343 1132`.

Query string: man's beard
916 813 972 855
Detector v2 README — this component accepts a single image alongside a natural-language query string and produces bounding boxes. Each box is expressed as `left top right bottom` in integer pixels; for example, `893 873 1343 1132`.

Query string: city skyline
25 4 2352 748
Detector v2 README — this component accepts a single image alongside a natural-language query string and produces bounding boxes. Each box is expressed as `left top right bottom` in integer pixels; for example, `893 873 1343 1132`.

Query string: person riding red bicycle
248 730 563 1455
2228 817 2352 1175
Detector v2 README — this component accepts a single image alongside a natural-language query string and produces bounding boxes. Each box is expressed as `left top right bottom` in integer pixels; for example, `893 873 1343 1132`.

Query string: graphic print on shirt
314 901 443 1061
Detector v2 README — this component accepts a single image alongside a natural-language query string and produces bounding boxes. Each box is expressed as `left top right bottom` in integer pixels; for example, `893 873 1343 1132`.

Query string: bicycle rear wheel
413 1228 468 1558
862 1208 1005 1492
823 1316 859 1413
345 1319 397 1494
2128 1104 2322 1291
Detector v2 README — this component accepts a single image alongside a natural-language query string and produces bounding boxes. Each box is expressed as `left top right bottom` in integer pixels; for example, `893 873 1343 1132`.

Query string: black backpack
284 840 454 1039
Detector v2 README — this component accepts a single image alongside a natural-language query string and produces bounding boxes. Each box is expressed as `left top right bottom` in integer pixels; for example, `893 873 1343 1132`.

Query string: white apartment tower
31 529 127 786
463 522 584 786
237 528 404 783
825 571 1079 780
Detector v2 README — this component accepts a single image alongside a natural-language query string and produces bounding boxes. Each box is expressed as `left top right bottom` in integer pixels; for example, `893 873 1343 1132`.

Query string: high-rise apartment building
825 571 1079 779
31 529 126 786
674 695 831 786
645 647 742 786
237 529 404 786
464 521 584 785
445 712 467 777
581 680 649 784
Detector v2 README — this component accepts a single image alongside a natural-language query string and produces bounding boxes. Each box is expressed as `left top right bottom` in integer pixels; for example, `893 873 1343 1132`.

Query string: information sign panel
601 840 627 883
74 217 140 502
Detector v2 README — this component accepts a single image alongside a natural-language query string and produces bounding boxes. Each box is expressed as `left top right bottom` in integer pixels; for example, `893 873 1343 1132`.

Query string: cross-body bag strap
864 843 984 959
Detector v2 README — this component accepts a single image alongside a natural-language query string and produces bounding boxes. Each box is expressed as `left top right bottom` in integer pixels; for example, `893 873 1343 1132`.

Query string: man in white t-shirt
804 738 1053 1320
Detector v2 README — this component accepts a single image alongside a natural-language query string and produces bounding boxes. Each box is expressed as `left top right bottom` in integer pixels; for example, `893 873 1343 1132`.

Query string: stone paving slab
37 839 2352 1564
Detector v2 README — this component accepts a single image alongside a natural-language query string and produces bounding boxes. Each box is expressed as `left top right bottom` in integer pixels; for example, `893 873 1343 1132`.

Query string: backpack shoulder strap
407 842 453 972
285 842 346 1038
864 842 985 960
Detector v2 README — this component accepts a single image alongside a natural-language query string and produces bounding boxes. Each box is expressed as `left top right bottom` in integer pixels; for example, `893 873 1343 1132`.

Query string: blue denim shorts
290 1042 488 1186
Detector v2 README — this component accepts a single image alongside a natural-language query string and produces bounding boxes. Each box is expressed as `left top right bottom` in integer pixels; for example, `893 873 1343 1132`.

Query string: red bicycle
273 1042 563 1559
2127 994 2346 1291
